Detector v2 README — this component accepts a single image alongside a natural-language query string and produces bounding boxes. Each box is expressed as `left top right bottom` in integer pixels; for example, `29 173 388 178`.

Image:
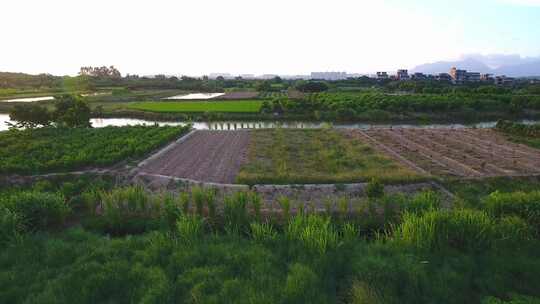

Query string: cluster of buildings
203 68 521 86
375 67 515 86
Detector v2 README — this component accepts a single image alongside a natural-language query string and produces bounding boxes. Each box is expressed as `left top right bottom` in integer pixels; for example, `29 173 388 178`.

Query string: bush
223 192 250 234
404 191 441 214
1 191 69 230
394 209 494 251
250 222 277 243
0 206 24 245
286 214 338 254
98 186 161 234
366 178 384 200
176 215 204 244
485 191 540 234
349 280 385 304
284 263 323 303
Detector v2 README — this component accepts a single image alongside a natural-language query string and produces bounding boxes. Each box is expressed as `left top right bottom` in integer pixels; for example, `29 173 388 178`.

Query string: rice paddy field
127 100 263 113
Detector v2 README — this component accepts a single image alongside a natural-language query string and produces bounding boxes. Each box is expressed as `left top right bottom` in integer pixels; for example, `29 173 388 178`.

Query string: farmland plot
355 128 540 178
138 130 250 183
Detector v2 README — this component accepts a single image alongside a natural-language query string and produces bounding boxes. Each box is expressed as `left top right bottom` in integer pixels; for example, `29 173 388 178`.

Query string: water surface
1 113 537 132
164 93 225 100
0 96 54 103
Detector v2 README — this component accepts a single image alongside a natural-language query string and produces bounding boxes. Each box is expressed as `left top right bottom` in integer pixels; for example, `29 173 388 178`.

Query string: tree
53 94 92 128
255 81 272 92
295 81 329 93
8 104 52 129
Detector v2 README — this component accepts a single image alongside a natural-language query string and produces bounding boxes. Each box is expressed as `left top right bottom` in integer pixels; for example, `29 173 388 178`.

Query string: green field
0 126 189 174
128 100 263 113
237 129 423 184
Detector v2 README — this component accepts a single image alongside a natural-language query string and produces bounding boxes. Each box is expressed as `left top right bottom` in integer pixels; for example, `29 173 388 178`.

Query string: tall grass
0 191 69 230
176 215 204 244
485 190 540 234
286 214 338 254
223 192 250 234
0 206 23 245
393 208 532 251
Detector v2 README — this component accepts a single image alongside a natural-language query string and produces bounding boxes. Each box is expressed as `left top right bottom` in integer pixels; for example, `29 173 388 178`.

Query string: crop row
0 125 190 174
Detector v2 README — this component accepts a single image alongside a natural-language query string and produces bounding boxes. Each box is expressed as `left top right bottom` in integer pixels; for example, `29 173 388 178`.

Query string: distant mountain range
411 54 540 77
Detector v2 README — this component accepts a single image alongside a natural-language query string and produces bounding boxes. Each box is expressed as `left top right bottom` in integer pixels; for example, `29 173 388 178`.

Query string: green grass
128 100 263 113
0 125 190 174
1 186 540 303
237 128 424 184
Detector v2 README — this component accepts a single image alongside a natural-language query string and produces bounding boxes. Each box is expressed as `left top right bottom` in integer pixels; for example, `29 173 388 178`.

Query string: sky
1 0 539 76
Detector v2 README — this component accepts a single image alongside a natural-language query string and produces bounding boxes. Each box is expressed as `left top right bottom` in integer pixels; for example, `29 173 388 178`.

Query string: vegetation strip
128 100 263 113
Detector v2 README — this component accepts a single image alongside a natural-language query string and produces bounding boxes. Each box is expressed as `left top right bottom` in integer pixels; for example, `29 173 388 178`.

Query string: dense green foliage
495 120 540 149
128 100 263 113
485 191 540 235
0 125 189 174
237 129 422 184
8 94 92 129
496 120 540 137
0 191 69 232
1 183 540 303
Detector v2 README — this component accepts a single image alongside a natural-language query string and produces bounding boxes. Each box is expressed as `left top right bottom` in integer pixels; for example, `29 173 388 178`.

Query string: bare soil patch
138 130 250 183
357 128 540 178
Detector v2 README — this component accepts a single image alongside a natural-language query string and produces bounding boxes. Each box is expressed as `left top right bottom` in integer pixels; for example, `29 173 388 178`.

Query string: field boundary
136 129 197 168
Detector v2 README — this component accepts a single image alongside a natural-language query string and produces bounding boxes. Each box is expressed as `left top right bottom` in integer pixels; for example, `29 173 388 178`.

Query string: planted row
0 125 190 174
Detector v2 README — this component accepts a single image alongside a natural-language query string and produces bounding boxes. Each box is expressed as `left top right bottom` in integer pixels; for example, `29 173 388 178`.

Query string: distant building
450 67 467 83
466 72 481 82
495 75 514 86
209 73 233 80
480 74 494 82
436 73 452 82
411 72 427 80
240 74 255 79
376 72 388 79
310 72 347 81
396 69 409 80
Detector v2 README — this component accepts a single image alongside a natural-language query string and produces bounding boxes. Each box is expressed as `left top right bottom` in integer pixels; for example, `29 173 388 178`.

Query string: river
1 113 538 132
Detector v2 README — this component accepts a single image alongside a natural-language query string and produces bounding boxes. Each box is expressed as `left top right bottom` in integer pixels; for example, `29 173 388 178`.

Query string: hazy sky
1 0 539 76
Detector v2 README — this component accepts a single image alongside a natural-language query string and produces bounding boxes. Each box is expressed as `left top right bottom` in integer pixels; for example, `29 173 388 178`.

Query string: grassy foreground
237 129 423 184
1 177 540 303
0 125 190 174
128 100 263 113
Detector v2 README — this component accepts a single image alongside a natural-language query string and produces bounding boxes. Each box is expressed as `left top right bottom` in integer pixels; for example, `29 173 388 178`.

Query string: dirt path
138 130 250 183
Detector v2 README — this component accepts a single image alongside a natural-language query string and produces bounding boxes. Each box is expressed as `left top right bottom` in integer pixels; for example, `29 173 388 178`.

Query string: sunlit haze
1 0 539 76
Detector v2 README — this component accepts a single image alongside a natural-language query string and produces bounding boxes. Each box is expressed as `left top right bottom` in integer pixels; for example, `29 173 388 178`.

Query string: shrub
249 192 262 222
365 178 384 200
404 191 442 214
349 280 385 304
98 186 160 234
394 209 533 252
284 263 322 303
176 215 204 244
1 191 69 230
394 209 494 251
250 222 277 243
0 206 24 245
278 196 292 222
485 191 540 234
163 193 182 232
223 192 249 234
286 214 338 254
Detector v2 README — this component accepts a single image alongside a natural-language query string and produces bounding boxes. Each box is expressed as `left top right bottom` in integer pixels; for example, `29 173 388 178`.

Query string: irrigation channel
1 114 539 132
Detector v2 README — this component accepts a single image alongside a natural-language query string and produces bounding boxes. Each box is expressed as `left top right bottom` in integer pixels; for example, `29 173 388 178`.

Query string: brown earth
138 130 250 183
355 128 540 178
